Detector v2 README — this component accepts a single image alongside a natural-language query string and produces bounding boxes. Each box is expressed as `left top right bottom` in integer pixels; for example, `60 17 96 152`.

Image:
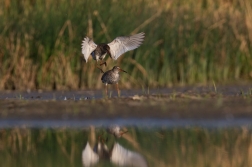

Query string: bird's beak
120 130 128 136
119 68 127 73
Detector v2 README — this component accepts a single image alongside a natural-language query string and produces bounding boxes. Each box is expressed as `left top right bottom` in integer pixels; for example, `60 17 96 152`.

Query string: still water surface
1 85 252 166
1 122 252 167
0 85 248 100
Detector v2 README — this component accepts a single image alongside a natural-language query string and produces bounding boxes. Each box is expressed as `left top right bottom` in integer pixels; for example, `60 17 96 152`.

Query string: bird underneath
81 32 145 71
107 125 128 138
101 66 127 97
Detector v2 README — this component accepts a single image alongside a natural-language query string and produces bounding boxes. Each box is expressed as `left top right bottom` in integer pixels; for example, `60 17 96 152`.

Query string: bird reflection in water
107 124 128 138
82 125 148 167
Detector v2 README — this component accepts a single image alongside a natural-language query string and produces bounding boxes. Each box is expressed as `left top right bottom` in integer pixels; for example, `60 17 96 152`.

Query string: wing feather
108 32 145 60
81 37 97 62
82 142 99 167
110 142 147 167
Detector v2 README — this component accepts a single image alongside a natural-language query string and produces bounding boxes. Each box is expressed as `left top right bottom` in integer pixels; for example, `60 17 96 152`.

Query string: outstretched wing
110 142 148 167
81 37 97 62
82 142 99 167
107 32 145 60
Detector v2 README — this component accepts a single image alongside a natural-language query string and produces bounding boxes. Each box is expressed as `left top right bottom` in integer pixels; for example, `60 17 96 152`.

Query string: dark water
0 85 249 100
1 85 252 166
1 116 252 167
1 126 252 167
1 118 252 129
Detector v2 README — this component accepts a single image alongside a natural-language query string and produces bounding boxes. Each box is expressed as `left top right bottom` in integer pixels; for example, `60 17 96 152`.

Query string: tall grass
0 0 252 90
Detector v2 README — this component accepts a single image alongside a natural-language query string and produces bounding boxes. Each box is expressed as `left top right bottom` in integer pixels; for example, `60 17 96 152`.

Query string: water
1 118 252 129
1 85 252 166
1 126 252 167
0 85 249 100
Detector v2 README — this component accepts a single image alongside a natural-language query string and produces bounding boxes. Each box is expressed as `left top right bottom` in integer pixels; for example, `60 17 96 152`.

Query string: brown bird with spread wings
81 32 145 67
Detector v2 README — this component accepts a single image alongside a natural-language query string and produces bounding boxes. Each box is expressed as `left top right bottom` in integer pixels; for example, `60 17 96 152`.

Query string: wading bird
101 66 127 96
81 32 145 70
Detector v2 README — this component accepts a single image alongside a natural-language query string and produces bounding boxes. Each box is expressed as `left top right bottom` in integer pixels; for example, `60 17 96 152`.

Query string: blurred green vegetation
0 127 252 167
0 0 252 90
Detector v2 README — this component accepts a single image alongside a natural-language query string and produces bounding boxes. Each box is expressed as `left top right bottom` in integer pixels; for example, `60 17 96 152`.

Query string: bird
101 66 127 96
81 32 145 70
107 125 128 138
82 141 148 167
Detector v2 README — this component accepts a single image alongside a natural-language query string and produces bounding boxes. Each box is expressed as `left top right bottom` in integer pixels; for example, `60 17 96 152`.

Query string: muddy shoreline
0 95 252 120
0 85 252 121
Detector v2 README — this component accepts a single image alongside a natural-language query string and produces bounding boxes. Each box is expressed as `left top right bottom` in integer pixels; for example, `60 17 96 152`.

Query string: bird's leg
100 137 105 144
105 84 108 97
96 62 104 73
99 61 107 67
116 83 120 97
97 66 104 73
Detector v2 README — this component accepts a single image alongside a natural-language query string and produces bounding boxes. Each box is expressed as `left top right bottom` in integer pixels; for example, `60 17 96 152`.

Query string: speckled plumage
101 66 127 96
81 32 145 63
91 44 111 62
101 66 122 85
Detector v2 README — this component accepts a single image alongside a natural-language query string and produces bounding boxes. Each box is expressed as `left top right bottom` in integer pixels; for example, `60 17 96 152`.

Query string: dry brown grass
0 0 252 90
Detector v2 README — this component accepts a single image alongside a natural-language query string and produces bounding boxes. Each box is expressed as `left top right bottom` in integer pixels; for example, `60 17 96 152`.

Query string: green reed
0 0 252 90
